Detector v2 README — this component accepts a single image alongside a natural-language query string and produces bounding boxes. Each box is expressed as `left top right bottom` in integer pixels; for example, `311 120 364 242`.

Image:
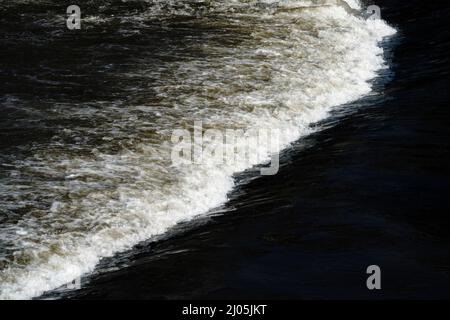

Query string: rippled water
0 0 395 299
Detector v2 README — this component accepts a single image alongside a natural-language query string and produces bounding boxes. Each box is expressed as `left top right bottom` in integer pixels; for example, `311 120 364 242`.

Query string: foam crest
0 0 395 299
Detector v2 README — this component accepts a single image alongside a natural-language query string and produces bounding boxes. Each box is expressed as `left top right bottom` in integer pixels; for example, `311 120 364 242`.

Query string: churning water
0 0 395 299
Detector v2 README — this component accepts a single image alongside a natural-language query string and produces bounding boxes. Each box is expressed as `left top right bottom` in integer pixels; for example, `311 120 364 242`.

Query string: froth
0 0 395 299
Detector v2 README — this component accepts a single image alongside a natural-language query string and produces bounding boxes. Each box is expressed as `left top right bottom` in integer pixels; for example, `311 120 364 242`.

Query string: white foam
0 0 396 299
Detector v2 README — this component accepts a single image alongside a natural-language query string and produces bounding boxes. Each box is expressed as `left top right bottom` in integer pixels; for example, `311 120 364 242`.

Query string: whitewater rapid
0 0 396 299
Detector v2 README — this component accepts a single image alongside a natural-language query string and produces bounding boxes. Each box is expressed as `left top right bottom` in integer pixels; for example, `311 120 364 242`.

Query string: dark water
1 0 450 299
62 0 450 299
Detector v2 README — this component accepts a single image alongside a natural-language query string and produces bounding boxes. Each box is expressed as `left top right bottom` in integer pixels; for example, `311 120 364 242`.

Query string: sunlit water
0 0 395 299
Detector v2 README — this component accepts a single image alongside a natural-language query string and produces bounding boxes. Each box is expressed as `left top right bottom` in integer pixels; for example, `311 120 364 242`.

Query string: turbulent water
0 0 395 299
